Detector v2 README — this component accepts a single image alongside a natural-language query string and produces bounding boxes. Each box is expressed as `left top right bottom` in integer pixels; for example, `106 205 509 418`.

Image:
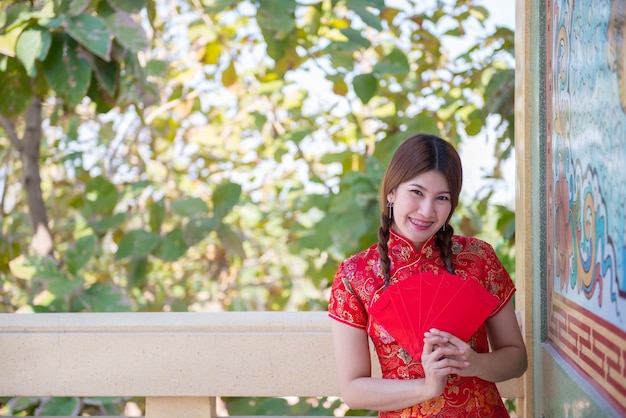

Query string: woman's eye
411 189 423 196
437 195 450 201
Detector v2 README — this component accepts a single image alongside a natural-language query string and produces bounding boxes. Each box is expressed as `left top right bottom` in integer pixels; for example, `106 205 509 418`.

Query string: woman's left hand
423 329 479 377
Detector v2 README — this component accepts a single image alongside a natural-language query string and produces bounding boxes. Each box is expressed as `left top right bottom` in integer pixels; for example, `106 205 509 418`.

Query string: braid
377 212 393 287
435 223 456 274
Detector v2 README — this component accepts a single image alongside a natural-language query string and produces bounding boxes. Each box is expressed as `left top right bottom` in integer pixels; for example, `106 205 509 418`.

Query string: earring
387 201 393 220
443 223 446 232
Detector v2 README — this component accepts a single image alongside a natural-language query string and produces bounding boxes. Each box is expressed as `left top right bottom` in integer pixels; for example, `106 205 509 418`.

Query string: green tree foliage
0 0 515 415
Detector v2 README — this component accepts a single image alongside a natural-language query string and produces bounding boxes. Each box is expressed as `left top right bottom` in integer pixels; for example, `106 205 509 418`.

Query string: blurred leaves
0 0 516 314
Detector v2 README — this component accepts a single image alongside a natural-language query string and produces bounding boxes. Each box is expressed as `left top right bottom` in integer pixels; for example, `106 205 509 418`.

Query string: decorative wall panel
546 0 626 414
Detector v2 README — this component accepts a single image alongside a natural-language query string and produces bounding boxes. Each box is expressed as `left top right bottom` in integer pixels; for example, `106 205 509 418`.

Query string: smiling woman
328 133 527 418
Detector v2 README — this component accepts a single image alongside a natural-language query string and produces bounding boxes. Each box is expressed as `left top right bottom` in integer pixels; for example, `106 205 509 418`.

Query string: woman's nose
419 200 435 216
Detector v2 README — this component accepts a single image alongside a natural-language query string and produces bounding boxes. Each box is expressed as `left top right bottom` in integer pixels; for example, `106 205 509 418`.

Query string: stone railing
0 311 524 417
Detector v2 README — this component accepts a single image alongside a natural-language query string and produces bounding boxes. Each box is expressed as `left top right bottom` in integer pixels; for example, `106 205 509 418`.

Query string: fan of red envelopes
369 270 500 360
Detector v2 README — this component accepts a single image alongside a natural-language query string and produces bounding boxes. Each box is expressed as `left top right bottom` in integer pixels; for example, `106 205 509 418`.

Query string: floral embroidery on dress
328 229 515 417
418 395 445 415
373 322 396 344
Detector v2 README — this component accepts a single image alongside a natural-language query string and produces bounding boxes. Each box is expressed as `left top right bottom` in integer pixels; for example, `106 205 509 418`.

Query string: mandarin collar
388 228 437 268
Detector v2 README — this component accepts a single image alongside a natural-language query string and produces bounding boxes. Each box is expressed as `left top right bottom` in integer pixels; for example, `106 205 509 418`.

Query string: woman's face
387 170 452 249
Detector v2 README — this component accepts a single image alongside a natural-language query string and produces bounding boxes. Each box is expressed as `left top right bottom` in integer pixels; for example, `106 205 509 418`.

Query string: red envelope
369 270 499 360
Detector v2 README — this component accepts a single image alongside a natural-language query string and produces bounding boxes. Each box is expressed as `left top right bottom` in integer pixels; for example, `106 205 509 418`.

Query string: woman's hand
424 299 528 383
423 329 478 377
421 329 469 398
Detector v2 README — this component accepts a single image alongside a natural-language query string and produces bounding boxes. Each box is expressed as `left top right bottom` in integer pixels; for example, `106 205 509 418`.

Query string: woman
328 133 527 417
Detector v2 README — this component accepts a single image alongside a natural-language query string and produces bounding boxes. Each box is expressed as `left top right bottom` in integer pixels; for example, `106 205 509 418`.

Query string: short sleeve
328 259 368 329
479 241 516 316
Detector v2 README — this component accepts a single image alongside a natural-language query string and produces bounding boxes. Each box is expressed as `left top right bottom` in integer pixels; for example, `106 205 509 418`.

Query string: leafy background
0 0 516 415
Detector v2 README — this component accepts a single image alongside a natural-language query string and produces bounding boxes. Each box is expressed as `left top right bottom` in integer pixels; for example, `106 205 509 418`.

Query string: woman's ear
386 190 395 204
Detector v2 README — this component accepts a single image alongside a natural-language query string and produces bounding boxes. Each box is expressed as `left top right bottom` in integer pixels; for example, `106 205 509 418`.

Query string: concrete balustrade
0 311 523 417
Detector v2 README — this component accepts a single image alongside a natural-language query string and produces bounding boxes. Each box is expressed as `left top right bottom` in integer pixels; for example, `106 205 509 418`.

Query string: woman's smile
409 217 434 229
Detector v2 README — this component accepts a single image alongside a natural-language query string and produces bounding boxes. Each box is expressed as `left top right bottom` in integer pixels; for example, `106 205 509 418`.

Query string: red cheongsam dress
328 229 516 418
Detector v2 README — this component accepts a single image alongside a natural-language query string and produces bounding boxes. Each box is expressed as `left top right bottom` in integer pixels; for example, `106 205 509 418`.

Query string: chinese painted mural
546 0 626 413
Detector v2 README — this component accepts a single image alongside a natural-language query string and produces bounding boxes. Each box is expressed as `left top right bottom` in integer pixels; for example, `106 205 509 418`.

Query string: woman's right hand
421 330 469 398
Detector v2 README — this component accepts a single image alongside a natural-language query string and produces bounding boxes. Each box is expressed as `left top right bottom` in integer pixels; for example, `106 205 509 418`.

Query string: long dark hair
377 133 463 286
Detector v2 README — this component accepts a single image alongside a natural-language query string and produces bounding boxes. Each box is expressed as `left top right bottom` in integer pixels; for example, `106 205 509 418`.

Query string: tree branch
0 113 22 152
0 140 13 216
21 97 54 257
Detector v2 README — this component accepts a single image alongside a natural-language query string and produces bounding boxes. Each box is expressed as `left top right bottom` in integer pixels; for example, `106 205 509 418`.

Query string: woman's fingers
422 330 469 375
420 341 460 397
422 340 468 366
424 329 469 354
420 332 471 398
425 328 465 345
